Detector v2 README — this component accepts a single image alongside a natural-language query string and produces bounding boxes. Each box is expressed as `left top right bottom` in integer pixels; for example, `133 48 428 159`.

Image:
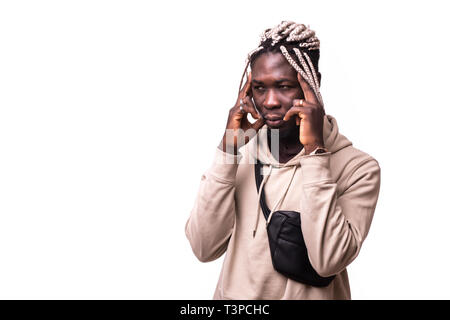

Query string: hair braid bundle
239 21 323 106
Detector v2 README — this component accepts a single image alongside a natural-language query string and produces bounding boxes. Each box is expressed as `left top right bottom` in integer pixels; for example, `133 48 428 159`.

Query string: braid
292 48 315 89
239 21 323 106
301 49 320 91
292 48 323 105
279 46 315 94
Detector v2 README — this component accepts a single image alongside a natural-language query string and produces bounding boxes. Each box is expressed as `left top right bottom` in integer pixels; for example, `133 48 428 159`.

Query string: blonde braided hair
238 21 323 106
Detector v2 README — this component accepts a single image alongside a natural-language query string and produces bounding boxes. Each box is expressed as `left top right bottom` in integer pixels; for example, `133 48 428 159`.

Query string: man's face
251 51 304 136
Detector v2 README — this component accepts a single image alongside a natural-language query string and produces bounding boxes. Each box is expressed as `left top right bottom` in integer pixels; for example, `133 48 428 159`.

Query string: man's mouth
265 118 284 127
264 114 285 127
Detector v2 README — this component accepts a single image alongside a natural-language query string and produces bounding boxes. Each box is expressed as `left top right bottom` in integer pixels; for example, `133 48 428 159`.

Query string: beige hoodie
185 114 381 300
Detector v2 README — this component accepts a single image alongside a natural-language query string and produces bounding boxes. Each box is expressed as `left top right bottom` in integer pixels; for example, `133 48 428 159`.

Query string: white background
1 0 449 299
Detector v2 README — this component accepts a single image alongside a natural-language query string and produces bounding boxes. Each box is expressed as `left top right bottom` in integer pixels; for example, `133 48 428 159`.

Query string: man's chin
266 124 283 131
267 121 297 138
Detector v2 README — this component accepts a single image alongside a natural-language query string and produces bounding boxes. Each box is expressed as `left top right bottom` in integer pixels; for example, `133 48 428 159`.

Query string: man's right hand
218 72 266 154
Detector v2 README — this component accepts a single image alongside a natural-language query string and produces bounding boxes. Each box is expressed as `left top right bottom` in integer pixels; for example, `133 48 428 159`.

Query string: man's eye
254 86 265 91
280 85 292 89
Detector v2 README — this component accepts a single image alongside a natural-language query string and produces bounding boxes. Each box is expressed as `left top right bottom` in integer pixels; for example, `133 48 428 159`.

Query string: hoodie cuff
299 152 333 184
206 147 243 183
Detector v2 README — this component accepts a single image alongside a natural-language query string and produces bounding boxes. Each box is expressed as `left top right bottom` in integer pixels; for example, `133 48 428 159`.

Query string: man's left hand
283 73 325 155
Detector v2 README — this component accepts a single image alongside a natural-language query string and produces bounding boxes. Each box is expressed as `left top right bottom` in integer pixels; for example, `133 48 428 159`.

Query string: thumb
251 117 265 131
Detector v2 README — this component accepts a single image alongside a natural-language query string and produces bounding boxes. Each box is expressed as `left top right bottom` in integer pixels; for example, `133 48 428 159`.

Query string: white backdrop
1 0 449 299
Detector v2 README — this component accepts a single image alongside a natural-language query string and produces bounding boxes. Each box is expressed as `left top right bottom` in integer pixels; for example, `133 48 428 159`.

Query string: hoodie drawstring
267 166 297 226
253 164 272 238
253 164 298 238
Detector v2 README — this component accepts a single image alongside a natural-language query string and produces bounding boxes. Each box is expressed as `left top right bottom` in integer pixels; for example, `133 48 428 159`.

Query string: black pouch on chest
254 160 335 287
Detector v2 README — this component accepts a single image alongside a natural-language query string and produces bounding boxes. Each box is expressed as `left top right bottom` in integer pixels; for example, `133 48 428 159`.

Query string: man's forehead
251 52 297 80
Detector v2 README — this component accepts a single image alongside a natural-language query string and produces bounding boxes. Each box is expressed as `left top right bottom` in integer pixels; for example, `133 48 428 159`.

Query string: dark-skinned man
185 21 381 300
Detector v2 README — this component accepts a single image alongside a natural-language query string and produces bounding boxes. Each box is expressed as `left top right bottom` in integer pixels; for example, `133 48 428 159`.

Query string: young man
185 21 381 300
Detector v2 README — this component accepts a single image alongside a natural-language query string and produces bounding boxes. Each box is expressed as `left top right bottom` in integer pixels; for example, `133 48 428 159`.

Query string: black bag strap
254 160 272 221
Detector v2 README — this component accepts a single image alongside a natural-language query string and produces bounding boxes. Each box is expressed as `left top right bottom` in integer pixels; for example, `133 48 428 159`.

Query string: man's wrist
218 139 239 155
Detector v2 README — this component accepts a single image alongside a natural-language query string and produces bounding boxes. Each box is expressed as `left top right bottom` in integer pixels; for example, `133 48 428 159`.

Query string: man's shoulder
331 143 379 169
330 144 380 190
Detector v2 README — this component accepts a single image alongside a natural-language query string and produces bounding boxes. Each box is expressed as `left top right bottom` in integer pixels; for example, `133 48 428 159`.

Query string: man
185 21 381 300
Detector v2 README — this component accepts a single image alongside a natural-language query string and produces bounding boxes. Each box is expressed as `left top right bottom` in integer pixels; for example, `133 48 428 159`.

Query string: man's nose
263 89 280 109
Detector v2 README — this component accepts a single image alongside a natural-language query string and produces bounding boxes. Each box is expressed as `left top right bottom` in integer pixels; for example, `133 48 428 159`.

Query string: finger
240 72 252 99
292 98 314 108
297 73 319 105
242 115 264 132
283 105 308 121
244 72 252 97
290 101 304 126
251 117 265 131
242 96 260 120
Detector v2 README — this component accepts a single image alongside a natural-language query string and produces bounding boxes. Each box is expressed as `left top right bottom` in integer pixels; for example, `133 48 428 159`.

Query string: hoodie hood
248 114 353 168
248 114 353 237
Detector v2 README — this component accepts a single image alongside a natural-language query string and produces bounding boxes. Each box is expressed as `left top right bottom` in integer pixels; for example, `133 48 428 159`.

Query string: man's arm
186 68 265 262
298 152 381 277
185 148 242 262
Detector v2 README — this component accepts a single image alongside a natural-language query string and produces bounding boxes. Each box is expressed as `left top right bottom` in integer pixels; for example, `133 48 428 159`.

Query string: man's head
240 21 322 137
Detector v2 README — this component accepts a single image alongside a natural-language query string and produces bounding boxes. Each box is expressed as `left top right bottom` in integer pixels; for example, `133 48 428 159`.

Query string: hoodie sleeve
298 152 381 277
185 147 242 263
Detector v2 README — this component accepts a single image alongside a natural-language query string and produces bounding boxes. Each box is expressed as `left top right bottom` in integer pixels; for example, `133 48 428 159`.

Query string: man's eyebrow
275 78 296 83
251 80 264 84
251 78 296 84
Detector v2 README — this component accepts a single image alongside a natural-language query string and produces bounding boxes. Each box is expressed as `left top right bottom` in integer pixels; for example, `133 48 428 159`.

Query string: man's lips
263 115 285 126
264 114 284 121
